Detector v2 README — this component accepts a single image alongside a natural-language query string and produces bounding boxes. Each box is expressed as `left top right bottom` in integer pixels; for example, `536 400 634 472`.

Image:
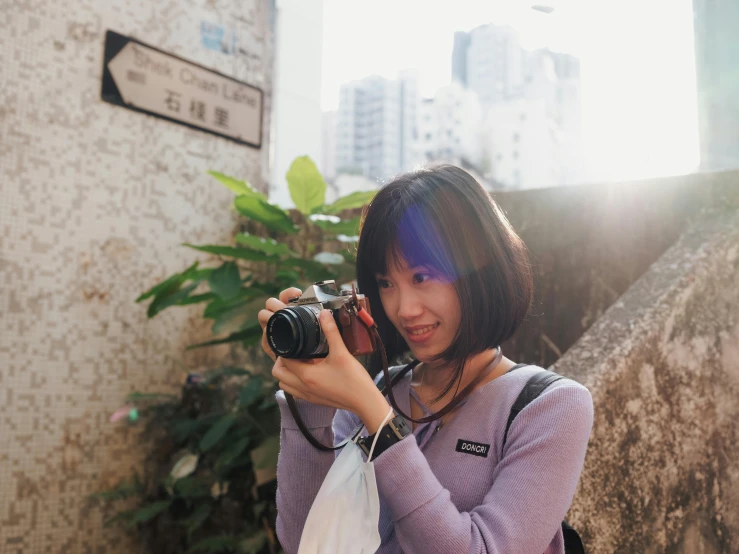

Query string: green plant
94 157 376 553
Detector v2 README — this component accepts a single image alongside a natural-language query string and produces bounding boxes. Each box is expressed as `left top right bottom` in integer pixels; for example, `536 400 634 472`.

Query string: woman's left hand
273 309 391 432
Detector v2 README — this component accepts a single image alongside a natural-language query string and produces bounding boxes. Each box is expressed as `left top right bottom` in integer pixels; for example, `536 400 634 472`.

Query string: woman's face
375 255 461 365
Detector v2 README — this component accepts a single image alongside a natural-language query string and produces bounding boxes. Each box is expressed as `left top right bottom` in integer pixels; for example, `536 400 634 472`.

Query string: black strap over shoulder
562 520 586 554
501 366 565 453
501 365 586 554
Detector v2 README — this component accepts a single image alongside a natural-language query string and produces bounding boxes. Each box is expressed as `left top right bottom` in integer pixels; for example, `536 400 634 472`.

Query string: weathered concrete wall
495 170 739 369
554 210 739 553
0 2 274 552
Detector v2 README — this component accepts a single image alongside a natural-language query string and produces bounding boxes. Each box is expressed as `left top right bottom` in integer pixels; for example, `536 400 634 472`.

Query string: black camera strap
284 303 503 451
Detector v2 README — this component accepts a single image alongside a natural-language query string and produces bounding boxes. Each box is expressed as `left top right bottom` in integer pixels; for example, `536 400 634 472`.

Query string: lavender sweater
275 364 593 554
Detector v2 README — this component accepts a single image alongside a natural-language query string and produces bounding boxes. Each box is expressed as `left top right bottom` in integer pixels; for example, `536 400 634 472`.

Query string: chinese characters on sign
102 30 262 147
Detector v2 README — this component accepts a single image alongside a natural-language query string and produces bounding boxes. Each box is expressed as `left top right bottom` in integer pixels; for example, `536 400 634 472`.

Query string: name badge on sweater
456 439 490 458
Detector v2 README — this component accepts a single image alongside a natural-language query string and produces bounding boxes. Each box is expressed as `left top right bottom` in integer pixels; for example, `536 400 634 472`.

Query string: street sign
101 30 263 148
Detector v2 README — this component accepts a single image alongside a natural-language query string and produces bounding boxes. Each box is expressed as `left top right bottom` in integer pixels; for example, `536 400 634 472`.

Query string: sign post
101 30 263 148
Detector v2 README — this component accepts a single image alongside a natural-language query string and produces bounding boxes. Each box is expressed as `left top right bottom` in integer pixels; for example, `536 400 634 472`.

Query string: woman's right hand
258 287 302 362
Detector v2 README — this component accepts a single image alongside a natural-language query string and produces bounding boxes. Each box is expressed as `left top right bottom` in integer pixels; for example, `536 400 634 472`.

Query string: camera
266 280 375 359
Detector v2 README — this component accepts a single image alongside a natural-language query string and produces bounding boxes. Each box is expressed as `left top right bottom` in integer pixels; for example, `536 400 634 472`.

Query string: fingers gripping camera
266 281 376 359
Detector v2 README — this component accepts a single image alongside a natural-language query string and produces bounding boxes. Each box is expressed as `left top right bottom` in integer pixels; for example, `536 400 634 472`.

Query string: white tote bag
298 409 395 554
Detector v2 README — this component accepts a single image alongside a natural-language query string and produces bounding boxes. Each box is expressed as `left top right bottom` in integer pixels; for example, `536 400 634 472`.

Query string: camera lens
267 306 326 359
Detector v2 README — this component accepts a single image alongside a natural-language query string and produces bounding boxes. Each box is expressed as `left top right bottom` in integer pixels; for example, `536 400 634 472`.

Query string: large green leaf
324 190 377 214
176 292 216 306
136 262 199 303
235 233 296 257
210 297 264 337
233 196 299 234
103 509 137 528
279 258 336 282
131 500 171 526
238 375 264 408
275 270 300 286
220 437 251 465
207 170 267 201
202 289 263 319
180 503 212 538
172 476 210 498
285 156 326 215
190 268 216 280
199 414 237 452
136 262 211 318
183 244 276 262
251 436 280 470
187 324 262 350
215 437 251 474
311 216 361 236
170 418 201 443
147 282 200 318
208 262 242 300
88 475 143 502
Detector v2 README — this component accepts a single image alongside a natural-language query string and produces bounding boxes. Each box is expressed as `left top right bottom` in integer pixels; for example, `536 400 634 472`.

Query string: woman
258 165 594 553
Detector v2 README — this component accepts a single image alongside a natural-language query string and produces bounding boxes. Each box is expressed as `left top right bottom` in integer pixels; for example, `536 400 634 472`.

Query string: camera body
266 280 375 359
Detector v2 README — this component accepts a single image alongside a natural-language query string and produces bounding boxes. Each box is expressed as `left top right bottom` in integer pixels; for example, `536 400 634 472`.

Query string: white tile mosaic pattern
0 1 274 551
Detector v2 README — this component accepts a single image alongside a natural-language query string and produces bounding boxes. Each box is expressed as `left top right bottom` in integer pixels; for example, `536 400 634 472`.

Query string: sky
320 0 700 183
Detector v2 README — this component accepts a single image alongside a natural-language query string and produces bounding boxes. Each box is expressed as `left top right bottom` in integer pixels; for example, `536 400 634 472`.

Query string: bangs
359 200 457 281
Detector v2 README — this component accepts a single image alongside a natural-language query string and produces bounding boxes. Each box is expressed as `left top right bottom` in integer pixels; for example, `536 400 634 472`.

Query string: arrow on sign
101 30 263 148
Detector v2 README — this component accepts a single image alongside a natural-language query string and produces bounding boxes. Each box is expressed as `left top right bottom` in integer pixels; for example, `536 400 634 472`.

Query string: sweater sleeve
273 391 362 554
372 383 594 554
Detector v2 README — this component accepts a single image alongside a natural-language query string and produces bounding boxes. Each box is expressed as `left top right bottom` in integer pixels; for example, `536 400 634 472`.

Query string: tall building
416 82 486 170
335 71 419 182
454 24 525 108
522 49 583 186
483 49 583 190
693 0 739 171
398 69 420 173
486 97 560 189
451 31 470 85
452 21 583 189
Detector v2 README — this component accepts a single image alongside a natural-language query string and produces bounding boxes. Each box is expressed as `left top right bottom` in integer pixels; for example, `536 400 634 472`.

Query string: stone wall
495 170 739 369
0 1 274 552
555 209 739 553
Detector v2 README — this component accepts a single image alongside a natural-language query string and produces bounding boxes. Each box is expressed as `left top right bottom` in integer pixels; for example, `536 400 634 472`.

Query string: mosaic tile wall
0 1 274 551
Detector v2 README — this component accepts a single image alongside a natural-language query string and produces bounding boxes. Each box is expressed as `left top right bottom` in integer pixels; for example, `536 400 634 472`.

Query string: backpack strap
562 520 586 554
502 367 566 454
502 367 587 554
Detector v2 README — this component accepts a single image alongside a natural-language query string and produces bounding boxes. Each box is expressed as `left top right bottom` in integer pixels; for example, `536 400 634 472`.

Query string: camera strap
284 294 502 451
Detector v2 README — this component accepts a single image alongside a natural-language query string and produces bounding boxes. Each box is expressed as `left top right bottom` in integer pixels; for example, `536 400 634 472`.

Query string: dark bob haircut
356 165 534 399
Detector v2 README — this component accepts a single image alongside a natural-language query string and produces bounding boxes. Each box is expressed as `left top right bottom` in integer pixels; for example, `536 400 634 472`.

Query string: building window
513 150 519 160
513 133 520 143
